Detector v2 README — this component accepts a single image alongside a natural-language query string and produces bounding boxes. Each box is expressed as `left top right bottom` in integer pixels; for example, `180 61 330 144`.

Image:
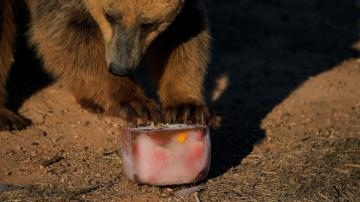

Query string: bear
0 0 210 131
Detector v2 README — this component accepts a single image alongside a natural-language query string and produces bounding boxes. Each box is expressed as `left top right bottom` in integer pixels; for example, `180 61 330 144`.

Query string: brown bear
0 0 210 131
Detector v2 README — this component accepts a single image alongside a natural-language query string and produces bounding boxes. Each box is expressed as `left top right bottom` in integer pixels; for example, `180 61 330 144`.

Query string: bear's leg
145 0 210 124
68 74 162 125
0 0 31 131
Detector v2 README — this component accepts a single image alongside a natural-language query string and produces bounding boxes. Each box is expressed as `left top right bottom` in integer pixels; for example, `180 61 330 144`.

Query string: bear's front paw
106 99 162 125
0 108 32 131
163 103 210 125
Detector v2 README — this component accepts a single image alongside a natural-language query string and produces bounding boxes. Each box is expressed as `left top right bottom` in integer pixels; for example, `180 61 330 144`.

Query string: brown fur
0 0 210 130
0 0 32 130
145 0 210 123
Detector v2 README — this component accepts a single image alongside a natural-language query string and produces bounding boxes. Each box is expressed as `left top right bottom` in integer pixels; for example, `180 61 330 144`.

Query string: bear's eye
140 22 156 33
105 13 116 25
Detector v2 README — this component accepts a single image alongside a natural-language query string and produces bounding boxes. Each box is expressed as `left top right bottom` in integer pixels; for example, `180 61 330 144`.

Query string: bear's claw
107 99 162 126
163 104 210 125
0 109 32 131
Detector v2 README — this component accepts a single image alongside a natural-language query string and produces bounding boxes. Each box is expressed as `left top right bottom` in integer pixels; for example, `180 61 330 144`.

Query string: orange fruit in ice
176 132 189 144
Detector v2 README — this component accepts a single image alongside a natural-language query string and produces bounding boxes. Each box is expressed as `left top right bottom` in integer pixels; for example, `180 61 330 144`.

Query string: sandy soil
1 0 360 201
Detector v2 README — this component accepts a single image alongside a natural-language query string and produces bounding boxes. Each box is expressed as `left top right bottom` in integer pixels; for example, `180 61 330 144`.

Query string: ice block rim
125 124 208 133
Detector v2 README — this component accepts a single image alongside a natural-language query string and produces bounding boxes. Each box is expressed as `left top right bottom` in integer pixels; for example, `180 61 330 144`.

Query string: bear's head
84 0 185 76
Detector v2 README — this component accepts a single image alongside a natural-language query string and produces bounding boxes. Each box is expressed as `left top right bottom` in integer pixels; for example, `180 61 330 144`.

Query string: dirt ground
1 0 360 201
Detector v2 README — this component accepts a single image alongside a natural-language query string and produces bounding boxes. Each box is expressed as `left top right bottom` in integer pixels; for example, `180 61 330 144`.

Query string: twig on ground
70 184 102 196
41 155 64 167
194 192 201 202
174 186 200 198
0 184 26 192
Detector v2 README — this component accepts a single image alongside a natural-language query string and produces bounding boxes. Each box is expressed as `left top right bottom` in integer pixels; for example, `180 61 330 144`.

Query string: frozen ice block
120 124 211 186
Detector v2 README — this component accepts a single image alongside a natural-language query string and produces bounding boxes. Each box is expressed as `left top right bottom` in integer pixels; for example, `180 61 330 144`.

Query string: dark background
204 0 360 177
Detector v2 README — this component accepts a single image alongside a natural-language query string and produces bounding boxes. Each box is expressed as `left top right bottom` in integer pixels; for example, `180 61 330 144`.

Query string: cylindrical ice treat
120 124 211 186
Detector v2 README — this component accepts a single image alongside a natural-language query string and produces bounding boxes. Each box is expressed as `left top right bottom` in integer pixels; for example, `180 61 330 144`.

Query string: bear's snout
108 62 136 76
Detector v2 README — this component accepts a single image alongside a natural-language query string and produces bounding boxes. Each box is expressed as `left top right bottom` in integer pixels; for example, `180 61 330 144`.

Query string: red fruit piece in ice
187 142 204 162
132 143 138 156
196 131 205 141
153 147 169 162
151 135 171 145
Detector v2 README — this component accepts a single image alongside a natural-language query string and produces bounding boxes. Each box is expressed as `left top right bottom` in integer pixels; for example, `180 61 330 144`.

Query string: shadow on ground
205 0 360 178
5 0 360 180
6 1 52 112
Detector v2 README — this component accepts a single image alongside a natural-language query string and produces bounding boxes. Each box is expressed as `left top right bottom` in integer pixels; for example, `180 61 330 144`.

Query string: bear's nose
109 63 135 76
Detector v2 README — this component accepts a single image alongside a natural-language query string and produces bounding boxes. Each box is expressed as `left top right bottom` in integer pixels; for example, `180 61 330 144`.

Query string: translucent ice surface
121 125 211 185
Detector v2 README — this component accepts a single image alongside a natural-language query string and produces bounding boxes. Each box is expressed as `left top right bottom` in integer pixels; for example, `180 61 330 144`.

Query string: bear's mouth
108 68 134 77
108 63 136 76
